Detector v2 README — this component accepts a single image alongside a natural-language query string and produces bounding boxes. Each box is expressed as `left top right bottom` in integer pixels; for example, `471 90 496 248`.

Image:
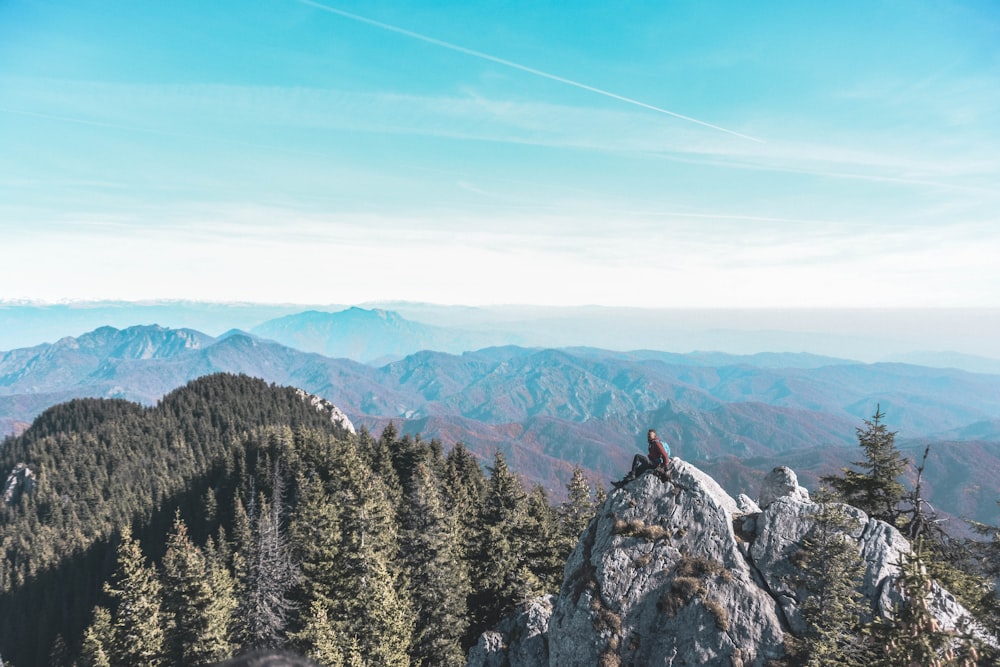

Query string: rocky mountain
469 463 993 666
0 325 369 423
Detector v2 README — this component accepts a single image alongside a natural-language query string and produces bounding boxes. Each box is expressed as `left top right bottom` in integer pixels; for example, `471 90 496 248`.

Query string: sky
1 0 999 308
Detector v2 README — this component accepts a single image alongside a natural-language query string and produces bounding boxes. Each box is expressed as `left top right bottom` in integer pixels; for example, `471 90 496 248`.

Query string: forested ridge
3 374 997 666
0 373 599 666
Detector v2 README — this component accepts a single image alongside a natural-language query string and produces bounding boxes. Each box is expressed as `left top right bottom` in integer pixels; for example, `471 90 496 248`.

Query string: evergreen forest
0 374 600 666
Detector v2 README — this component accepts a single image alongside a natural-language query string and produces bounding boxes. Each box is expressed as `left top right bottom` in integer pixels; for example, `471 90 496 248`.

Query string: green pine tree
399 462 469 667
287 473 348 662
291 599 345 667
872 538 980 667
822 405 907 526
524 484 564 594
557 466 597 558
78 606 113 667
47 634 70 667
330 458 413 667
161 513 234 666
365 423 403 506
791 498 871 666
229 494 252 589
289 476 342 609
104 528 166 667
442 443 486 565
467 450 534 643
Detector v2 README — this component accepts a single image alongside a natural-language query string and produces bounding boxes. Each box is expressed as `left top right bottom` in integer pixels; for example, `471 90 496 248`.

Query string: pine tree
365 423 403 504
289 477 342 609
557 466 596 557
873 538 980 667
78 606 112 667
47 633 69 667
444 442 486 505
348 543 413 667
204 535 239 659
104 528 166 667
822 405 907 526
442 443 486 564
523 484 563 594
329 452 413 667
161 513 234 666
792 498 870 666
467 450 534 643
292 599 344 667
399 462 469 667
287 474 346 662
230 495 252 586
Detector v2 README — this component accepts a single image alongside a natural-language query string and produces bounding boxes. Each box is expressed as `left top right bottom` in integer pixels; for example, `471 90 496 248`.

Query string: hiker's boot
612 472 636 489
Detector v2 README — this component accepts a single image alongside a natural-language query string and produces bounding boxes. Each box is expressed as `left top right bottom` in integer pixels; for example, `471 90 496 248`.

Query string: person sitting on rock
614 429 671 487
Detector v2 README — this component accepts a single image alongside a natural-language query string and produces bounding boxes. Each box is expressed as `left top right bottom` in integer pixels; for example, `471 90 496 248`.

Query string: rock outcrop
467 596 554 667
3 463 37 504
294 388 356 436
468 459 987 667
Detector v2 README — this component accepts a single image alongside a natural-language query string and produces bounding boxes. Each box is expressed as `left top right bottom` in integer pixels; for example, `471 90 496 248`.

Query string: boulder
757 466 809 508
466 596 554 667
547 460 785 667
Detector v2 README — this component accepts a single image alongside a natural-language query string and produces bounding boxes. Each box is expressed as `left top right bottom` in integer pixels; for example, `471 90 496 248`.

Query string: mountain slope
0 374 355 666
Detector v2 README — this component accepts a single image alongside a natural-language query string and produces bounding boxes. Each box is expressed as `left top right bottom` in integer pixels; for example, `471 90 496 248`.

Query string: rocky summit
468 460 984 667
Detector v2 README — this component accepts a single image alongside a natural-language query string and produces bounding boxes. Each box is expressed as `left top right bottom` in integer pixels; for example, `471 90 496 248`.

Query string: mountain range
5 300 1000 368
2 312 999 527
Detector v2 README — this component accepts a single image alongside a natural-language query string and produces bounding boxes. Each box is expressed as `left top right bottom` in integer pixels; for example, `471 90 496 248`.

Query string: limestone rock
466 596 553 667
736 493 761 515
210 649 320 666
746 479 989 643
3 463 37 504
547 459 785 667
294 388 356 436
757 466 809 508
467 458 993 667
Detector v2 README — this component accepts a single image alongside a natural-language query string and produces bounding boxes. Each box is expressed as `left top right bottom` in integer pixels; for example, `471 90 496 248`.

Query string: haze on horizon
1 1 998 309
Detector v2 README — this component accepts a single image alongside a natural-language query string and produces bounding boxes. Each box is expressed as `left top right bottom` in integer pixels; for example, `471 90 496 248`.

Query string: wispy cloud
8 77 995 198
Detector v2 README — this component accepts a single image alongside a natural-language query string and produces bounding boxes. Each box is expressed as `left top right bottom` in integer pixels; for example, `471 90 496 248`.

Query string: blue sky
1 0 998 307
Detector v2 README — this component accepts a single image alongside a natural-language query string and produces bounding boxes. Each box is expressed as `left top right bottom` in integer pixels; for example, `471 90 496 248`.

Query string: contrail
298 0 763 143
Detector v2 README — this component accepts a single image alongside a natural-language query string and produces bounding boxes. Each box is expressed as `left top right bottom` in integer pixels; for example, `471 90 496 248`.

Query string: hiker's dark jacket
648 436 669 467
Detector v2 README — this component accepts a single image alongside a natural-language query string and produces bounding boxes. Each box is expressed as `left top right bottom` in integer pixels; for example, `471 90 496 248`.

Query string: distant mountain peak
250 307 507 363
